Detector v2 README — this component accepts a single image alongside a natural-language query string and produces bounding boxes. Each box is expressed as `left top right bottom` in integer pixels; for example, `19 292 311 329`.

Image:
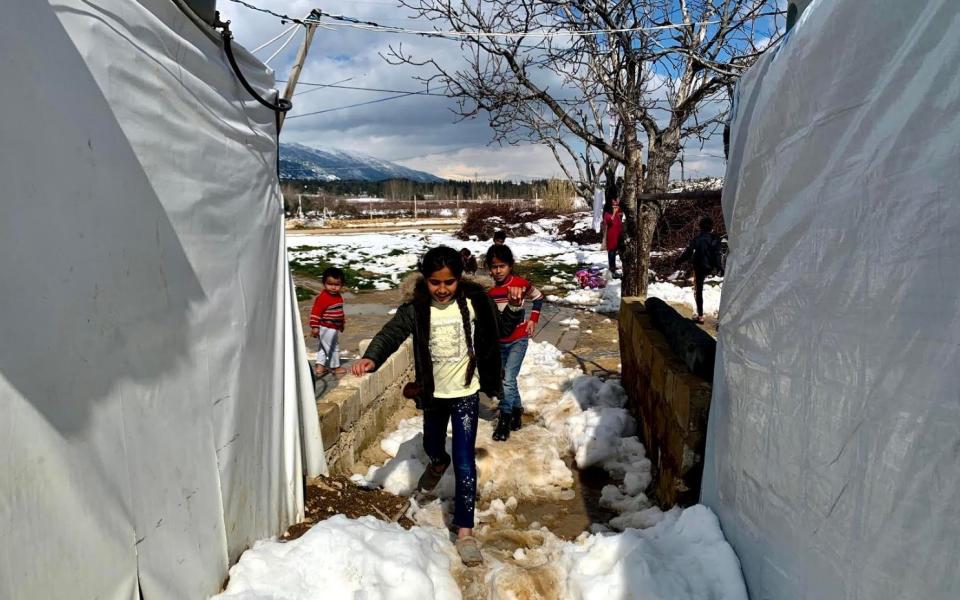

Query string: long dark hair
419 246 475 385
485 244 515 269
419 245 464 278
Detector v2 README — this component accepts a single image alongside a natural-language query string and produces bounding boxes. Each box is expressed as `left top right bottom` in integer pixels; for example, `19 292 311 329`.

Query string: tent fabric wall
702 1 960 599
0 1 325 599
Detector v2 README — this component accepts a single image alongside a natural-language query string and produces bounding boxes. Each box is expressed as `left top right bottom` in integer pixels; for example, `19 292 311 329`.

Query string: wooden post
277 20 318 131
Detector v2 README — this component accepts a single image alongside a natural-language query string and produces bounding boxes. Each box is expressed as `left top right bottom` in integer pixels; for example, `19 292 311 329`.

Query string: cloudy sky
219 0 729 181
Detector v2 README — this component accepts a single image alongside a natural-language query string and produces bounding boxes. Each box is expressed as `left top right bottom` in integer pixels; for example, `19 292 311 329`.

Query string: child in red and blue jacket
485 244 545 441
309 267 346 376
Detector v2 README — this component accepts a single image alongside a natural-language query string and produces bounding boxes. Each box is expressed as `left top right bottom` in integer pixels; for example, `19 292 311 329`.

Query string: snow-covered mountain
279 143 443 183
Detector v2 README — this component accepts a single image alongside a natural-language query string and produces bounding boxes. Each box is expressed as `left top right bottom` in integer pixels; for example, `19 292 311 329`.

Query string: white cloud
218 0 728 181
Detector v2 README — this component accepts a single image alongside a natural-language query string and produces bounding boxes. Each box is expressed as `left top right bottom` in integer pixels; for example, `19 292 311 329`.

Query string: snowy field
286 216 721 316
215 341 746 600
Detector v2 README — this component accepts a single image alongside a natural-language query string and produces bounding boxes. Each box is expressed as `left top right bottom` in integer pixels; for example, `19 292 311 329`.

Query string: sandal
417 459 449 492
456 536 484 567
331 367 347 376
314 365 328 377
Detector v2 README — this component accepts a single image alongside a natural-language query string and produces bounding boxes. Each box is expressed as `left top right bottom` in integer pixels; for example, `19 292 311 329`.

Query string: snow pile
518 342 662 530
213 515 461 600
480 506 747 600
512 341 583 414
219 337 749 600
562 506 747 599
547 280 622 313
360 341 671 533
356 414 574 502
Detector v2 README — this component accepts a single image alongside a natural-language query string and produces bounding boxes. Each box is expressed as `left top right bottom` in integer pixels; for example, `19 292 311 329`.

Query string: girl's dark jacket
361 274 524 411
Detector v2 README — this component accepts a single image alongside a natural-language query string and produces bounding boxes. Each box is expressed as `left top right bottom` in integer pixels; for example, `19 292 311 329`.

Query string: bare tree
387 0 782 294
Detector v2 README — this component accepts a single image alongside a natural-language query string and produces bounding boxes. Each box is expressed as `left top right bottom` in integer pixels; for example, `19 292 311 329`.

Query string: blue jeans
498 337 529 414
422 393 479 529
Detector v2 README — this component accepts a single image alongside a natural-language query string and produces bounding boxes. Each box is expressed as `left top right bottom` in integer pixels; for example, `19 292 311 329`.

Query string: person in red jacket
601 196 624 279
486 244 545 441
309 267 347 377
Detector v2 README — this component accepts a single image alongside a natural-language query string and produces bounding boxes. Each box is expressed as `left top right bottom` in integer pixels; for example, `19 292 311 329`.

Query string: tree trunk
621 138 676 296
619 145 644 296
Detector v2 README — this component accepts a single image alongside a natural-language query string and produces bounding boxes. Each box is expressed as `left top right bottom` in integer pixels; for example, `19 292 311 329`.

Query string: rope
251 23 299 53
265 25 301 65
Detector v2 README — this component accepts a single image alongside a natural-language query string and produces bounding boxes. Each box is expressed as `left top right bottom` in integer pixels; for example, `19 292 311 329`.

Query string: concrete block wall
317 339 414 474
619 298 713 506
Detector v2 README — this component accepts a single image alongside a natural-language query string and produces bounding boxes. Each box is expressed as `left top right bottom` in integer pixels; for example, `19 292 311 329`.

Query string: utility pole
278 12 319 131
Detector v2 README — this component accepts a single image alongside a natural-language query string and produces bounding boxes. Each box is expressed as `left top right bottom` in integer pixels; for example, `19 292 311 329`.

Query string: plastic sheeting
701 1 960 599
0 2 325 599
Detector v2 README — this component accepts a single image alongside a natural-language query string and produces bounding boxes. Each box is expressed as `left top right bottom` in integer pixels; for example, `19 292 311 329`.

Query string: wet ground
295 273 713 599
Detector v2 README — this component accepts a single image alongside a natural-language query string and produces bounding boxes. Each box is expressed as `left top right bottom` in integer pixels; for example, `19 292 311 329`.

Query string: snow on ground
287 217 723 316
214 515 461 600
547 277 723 317
286 216 608 290
647 280 722 317
217 339 747 599
547 280 623 313
479 506 747 600
517 342 662 530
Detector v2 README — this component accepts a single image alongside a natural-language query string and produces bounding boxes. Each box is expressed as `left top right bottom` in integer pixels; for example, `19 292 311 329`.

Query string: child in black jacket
676 217 724 323
351 246 524 566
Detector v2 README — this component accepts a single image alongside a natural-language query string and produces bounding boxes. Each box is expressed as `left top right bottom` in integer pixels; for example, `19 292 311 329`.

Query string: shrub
457 204 557 240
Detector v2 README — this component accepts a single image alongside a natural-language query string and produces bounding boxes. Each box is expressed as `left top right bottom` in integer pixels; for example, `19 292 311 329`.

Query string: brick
337 373 363 390
326 387 362 431
317 402 340 450
358 338 372 356
688 382 712 432
665 423 685 473
669 373 691 431
650 349 666 395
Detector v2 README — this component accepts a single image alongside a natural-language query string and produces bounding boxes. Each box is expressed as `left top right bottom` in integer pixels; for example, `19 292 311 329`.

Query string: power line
224 0 307 25
227 1 724 41
306 13 724 39
291 77 358 97
281 80 449 97
285 91 439 119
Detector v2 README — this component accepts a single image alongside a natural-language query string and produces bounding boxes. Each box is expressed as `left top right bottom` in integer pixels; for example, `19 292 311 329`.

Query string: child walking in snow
675 217 723 324
351 246 525 566
309 267 347 377
485 244 545 442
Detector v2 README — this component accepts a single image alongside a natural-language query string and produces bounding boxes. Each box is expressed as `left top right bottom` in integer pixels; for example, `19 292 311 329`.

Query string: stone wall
618 298 713 506
318 339 414 474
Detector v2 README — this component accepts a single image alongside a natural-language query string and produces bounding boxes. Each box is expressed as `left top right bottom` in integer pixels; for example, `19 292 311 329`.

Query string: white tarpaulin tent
703 1 960 599
0 1 325 598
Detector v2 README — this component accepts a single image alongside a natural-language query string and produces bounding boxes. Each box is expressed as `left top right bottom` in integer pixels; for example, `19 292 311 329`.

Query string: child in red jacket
485 244 545 441
309 267 347 377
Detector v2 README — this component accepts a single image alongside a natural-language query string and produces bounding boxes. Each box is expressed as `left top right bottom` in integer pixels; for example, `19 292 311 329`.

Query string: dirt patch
512 464 615 541
281 476 414 541
558 310 622 376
